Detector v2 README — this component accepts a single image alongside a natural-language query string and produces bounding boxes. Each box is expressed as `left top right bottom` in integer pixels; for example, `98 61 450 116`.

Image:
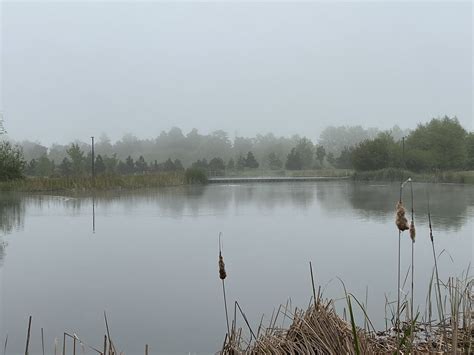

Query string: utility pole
91 136 95 181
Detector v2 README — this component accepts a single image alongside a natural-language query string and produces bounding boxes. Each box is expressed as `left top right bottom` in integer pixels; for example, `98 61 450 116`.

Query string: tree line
350 116 474 171
1 117 473 181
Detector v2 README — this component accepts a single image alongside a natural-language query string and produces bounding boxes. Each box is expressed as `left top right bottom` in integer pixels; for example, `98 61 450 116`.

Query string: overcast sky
1 1 472 145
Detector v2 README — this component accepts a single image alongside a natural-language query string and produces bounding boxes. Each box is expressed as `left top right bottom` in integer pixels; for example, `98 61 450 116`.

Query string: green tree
315 145 326 167
227 158 235 170
406 116 467 169
208 157 225 171
295 138 314 169
352 134 401 171
192 159 208 170
466 132 474 170
103 154 118 174
267 152 283 170
335 147 353 169
36 155 55 177
236 155 246 170
24 159 38 176
125 156 135 174
285 148 302 170
245 151 259 168
95 155 106 175
66 144 85 175
59 157 72 176
0 141 26 180
135 155 148 173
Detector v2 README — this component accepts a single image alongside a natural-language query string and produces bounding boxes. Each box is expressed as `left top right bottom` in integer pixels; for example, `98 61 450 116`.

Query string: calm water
0 181 472 354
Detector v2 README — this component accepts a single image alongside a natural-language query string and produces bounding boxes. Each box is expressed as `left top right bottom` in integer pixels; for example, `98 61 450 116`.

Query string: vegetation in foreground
219 181 473 354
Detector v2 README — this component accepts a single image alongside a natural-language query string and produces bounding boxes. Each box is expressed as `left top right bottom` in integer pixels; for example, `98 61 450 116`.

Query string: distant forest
12 124 408 176
2 116 474 178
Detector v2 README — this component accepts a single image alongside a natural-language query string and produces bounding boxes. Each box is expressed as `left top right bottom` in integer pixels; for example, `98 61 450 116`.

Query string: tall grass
0 173 186 192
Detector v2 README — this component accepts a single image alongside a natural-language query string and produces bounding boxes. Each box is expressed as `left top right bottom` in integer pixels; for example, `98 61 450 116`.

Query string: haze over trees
2 117 473 180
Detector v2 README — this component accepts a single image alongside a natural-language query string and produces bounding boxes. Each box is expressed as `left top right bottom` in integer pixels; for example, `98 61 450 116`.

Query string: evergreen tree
95 155 106 175
245 151 259 168
59 157 72 176
125 156 135 174
135 155 148 173
285 148 302 170
295 138 314 169
236 155 246 170
66 144 85 175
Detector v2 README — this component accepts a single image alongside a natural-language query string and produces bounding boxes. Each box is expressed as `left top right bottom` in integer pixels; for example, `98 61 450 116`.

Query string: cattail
409 220 416 242
218 233 230 336
219 251 227 280
395 201 409 231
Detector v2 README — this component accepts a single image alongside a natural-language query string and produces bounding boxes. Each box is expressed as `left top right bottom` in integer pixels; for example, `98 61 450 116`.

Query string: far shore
0 168 473 193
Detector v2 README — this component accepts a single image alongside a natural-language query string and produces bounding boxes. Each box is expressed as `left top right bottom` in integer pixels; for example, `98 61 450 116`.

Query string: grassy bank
0 172 187 192
353 168 474 184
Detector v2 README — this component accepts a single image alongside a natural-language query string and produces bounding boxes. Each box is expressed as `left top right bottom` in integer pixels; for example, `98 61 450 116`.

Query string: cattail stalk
218 233 230 336
427 194 445 329
395 178 410 347
409 179 416 347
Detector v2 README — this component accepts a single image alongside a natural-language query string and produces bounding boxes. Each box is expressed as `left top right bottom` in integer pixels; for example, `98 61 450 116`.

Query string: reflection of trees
317 181 473 231
0 193 25 266
0 193 24 235
36 183 318 217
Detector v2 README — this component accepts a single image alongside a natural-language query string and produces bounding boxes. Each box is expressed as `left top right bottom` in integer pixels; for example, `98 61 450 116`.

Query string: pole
91 136 95 182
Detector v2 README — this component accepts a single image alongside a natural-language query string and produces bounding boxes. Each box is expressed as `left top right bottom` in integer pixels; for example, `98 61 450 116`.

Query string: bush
184 168 208 184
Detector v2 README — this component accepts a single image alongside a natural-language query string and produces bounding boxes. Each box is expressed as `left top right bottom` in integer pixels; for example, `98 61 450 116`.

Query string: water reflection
334 182 472 231
0 193 24 235
0 193 25 266
1 182 473 235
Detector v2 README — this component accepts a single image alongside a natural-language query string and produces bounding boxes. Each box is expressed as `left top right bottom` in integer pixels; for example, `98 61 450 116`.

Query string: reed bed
0 173 186 192
221 272 473 354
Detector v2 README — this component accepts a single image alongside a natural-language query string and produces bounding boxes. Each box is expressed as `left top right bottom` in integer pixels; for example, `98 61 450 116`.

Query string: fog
1 1 472 145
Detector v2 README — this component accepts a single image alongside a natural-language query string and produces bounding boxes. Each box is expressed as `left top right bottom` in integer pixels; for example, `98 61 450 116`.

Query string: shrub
184 168 208 184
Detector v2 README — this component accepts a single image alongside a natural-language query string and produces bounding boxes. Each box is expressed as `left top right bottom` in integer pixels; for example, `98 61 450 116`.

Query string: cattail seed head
219 251 227 280
396 201 409 231
409 220 416 242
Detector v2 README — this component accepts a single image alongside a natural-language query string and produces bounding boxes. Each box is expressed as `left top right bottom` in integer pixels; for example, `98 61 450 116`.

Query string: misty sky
1 1 472 145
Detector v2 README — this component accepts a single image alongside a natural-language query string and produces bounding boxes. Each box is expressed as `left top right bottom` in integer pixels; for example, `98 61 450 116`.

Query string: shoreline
1 168 473 193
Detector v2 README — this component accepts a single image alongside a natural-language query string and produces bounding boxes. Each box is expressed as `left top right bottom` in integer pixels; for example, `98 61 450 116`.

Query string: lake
0 181 472 355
